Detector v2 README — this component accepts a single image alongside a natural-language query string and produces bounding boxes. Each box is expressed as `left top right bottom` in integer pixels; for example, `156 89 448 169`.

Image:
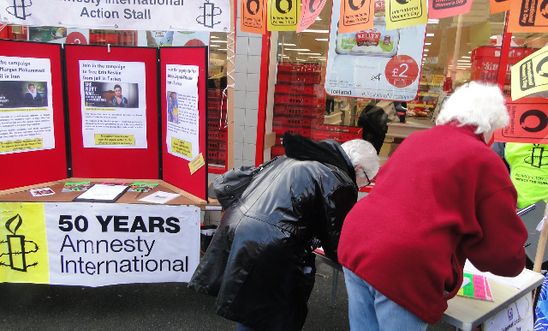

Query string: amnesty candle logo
0 203 49 283
6 0 32 20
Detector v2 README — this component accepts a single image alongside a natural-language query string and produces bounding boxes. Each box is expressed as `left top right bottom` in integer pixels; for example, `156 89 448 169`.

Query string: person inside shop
338 82 528 331
23 83 43 107
357 103 389 154
188 133 380 331
111 84 128 107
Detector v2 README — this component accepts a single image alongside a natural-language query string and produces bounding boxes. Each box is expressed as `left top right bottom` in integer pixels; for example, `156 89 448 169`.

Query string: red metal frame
497 12 512 90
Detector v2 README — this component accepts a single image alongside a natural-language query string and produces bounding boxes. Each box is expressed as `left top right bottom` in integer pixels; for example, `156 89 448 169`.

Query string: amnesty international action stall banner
0 0 230 32
0 202 200 286
79 60 147 149
0 56 55 155
326 0 426 100
166 65 200 161
511 46 548 100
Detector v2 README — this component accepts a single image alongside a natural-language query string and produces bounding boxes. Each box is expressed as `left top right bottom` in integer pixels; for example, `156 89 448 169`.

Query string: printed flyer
511 46 548 100
165 64 200 161
79 60 147 149
0 56 55 155
0 202 200 286
325 0 426 100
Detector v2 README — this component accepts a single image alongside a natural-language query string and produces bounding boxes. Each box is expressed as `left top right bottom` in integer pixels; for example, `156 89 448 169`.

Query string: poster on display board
0 56 55 155
0 202 200 286
79 60 147 149
165 65 200 161
325 0 426 101
0 0 229 32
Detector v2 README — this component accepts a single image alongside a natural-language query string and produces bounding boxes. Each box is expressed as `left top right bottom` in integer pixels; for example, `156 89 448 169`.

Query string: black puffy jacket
188 135 358 331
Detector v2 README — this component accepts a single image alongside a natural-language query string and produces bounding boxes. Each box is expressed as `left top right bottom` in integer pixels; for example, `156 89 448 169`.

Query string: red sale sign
495 98 548 144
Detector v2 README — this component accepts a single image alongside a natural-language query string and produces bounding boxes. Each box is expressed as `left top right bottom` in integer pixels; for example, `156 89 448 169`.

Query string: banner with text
268 0 300 31
0 56 55 155
385 0 427 30
0 202 200 286
166 65 200 161
428 0 473 19
508 0 548 33
326 0 426 100
511 46 548 100
241 0 267 34
0 0 229 32
495 98 548 144
79 60 147 149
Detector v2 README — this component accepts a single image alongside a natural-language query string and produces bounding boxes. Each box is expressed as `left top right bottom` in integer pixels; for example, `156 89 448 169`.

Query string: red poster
241 0 267 34
339 0 375 33
495 98 548 143
429 0 473 19
297 0 328 32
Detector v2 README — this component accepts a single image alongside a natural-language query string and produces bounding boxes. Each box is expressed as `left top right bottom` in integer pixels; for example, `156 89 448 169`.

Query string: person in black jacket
188 133 379 331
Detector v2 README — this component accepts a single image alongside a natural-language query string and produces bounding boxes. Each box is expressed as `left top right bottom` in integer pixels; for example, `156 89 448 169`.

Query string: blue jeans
343 267 428 331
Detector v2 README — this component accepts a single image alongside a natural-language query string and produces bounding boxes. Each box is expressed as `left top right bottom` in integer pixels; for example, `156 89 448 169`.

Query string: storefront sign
508 0 548 33
511 46 548 100
338 0 375 33
326 0 425 100
241 0 267 34
0 56 55 155
495 98 548 144
385 0 427 30
298 0 327 32
490 0 511 13
429 0 473 19
0 0 230 32
0 202 200 286
267 0 300 31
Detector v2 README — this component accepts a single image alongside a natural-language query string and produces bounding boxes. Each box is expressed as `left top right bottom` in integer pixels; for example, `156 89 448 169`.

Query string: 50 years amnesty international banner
0 202 200 286
0 0 229 32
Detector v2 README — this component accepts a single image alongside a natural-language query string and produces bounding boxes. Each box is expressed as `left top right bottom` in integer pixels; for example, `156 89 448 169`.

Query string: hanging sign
494 98 548 144
0 0 230 32
490 0 510 13
428 0 473 19
326 0 425 101
298 0 327 32
241 0 267 34
338 0 375 33
511 46 548 100
385 0 428 30
508 0 548 33
267 0 300 31
0 202 200 286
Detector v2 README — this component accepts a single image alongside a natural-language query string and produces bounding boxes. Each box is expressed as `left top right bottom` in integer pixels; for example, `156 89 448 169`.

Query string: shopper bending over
189 133 379 331
338 82 528 331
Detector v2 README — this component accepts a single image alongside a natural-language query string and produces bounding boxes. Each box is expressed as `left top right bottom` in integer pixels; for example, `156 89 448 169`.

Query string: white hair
435 82 509 134
341 139 380 180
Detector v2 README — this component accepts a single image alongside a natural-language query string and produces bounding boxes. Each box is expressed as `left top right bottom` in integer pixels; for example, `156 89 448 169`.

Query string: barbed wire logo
6 0 32 20
525 144 548 169
0 213 39 272
196 0 223 29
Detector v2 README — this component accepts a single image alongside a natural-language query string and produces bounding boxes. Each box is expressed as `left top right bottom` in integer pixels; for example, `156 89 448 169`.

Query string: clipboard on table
73 184 129 203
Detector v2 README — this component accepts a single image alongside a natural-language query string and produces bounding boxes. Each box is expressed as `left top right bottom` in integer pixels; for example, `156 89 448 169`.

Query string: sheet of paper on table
73 184 129 202
139 191 180 204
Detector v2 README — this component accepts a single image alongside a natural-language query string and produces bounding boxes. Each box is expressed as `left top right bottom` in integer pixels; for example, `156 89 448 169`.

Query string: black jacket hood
282 133 356 183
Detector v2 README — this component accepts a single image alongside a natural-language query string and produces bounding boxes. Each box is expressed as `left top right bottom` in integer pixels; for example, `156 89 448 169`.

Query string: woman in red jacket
338 82 528 330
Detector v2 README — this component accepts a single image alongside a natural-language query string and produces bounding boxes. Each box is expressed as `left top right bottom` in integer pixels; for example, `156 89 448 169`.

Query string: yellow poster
268 0 301 31
0 203 49 284
511 46 548 100
385 0 427 30
508 0 548 33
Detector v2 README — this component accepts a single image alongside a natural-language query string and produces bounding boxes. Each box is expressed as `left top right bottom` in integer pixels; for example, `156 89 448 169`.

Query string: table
443 268 544 331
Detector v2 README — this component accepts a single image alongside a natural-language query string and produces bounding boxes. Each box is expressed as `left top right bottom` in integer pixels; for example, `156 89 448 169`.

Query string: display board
65 45 160 179
160 47 208 201
0 41 67 190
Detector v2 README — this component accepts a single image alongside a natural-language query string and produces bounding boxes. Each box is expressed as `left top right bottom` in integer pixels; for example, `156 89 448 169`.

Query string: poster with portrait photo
0 56 54 155
79 60 147 149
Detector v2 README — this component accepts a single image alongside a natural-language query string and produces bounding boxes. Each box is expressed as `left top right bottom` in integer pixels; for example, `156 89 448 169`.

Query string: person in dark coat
188 133 379 331
357 104 389 154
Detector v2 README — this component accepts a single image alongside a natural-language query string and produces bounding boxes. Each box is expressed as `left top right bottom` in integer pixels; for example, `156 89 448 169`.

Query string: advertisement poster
0 56 54 155
267 0 300 31
79 60 147 149
509 0 548 33
429 0 473 19
165 65 200 161
495 98 548 144
511 46 548 100
385 0 427 30
241 0 267 34
0 0 229 32
298 0 328 33
326 0 426 100
338 0 375 33
0 202 200 286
